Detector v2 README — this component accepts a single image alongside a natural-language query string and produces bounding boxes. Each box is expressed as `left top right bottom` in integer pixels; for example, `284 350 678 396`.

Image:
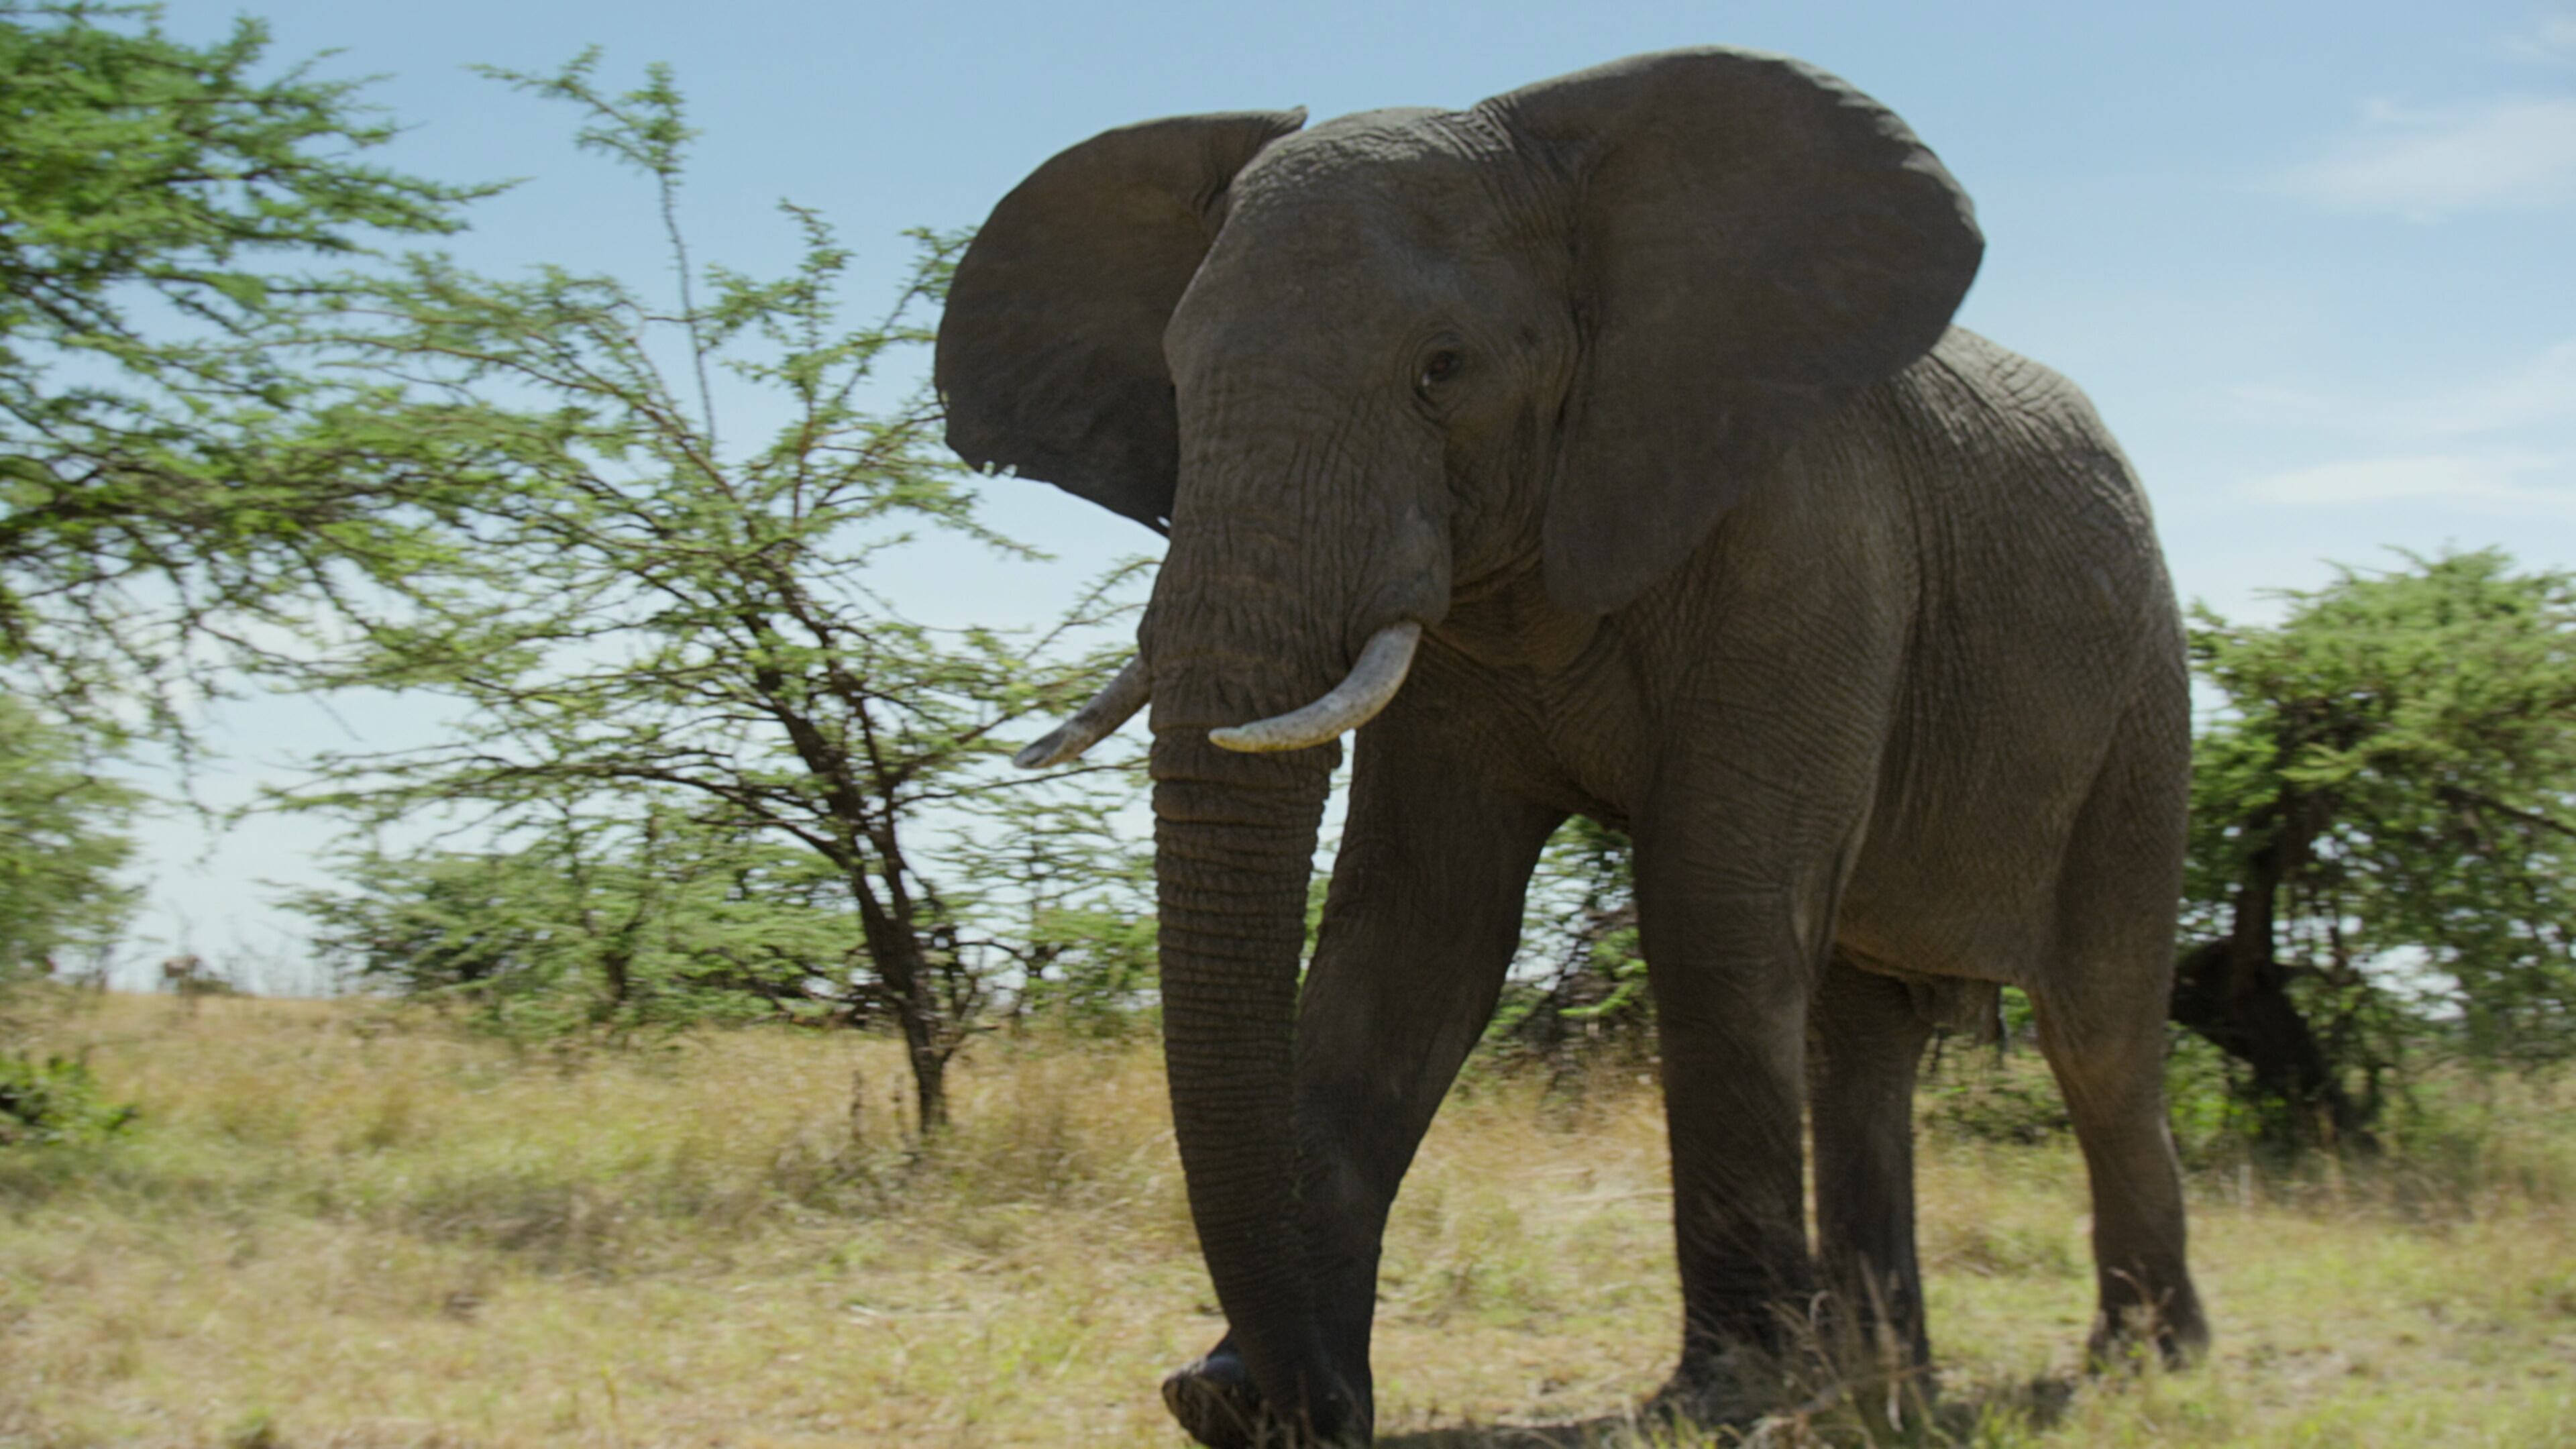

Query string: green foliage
286 807 858 1038
1491 815 1654 1065
947 776 1159 1037
0 1049 135 1144
1921 1053 2072 1146
2158 1029 2259 1166
2188 549 2576 1074
0 2 491 729
1919 992 2084 1147
0 695 140 990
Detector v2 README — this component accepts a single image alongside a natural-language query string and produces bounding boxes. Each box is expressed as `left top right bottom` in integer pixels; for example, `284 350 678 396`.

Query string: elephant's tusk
1014 656 1150 769
1209 622 1424 753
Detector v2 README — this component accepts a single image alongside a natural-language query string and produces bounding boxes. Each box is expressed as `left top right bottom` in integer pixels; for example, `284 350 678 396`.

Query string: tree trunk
871 928 951 1134
853 884 952 1136
2168 938 2365 1144
2169 808 2371 1146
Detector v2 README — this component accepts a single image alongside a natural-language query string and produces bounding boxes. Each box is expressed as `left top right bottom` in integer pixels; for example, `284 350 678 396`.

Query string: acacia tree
282 59 1134 1130
0 3 490 732
2178 550 2576 1142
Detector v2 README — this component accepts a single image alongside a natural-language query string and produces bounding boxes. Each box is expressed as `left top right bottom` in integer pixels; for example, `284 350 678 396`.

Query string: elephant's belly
1831 773 2090 989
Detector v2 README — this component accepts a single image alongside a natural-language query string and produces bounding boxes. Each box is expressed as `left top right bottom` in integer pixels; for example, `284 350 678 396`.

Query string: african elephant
936 46 2206 1446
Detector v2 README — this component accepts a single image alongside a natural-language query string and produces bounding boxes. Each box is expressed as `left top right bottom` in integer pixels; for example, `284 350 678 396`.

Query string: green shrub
1920 1052 2072 1144
0 1049 137 1146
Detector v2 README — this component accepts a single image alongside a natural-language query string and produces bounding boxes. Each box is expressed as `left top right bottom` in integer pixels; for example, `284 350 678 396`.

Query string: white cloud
2508 13 2576 63
2237 25 2576 519
2284 95 2576 217
2410 339 2576 434
2230 340 2576 438
2247 449 2576 510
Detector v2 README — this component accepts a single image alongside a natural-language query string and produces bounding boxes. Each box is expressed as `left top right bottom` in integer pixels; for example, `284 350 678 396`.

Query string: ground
2 994 2572 1446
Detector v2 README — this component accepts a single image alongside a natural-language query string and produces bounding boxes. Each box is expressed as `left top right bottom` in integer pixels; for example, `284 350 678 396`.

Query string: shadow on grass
1379 1371 2080 1448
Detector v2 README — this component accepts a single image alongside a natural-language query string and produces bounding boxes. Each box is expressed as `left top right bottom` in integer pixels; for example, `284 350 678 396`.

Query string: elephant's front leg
1640 889 1819 1389
1163 707 1561 1448
1635 808 1868 1414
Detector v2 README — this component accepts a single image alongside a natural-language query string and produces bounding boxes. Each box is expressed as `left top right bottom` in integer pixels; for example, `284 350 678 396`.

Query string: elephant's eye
1416 350 1463 394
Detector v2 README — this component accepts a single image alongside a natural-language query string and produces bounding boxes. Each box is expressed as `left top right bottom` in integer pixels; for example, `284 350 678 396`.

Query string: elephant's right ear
935 110 1307 535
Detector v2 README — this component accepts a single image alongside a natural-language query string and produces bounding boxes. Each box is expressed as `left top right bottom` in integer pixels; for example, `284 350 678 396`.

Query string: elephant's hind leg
2029 982 2208 1365
1809 953 1936 1383
2029 694 2209 1366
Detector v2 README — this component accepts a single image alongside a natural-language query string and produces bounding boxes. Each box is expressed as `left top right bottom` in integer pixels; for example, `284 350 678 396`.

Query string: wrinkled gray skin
936 48 2207 1447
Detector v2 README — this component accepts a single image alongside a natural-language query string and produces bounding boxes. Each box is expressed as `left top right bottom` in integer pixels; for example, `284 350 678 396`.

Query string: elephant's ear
936 110 1306 535
1480 50 1981 614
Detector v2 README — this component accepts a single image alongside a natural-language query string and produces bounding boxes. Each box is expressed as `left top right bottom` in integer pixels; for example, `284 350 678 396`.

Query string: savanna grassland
3 993 2573 1448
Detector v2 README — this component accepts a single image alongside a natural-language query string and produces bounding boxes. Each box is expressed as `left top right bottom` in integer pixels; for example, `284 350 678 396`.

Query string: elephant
936 46 2207 1446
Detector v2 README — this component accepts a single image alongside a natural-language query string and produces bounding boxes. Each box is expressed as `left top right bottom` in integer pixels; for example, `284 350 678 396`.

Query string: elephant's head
936 48 1979 1441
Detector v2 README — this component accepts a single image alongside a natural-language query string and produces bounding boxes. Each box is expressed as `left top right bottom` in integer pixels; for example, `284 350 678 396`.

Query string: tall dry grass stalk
2 993 2571 1446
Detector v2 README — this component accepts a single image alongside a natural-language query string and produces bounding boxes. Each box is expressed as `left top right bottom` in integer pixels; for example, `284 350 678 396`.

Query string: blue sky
131 0 2576 983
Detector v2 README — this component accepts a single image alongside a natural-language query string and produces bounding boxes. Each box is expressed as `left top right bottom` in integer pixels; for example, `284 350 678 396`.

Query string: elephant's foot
1646 1348 1788 1430
1163 1344 1370 1448
1806 1298 1937 1410
1162 1347 1273 1449
1654 1346 1938 1440
2085 1299 2210 1375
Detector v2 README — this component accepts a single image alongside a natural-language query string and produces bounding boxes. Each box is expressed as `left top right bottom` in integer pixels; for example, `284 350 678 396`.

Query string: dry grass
2 992 2573 1447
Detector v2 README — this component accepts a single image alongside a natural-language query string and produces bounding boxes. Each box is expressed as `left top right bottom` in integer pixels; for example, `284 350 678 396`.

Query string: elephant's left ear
1481 49 1982 615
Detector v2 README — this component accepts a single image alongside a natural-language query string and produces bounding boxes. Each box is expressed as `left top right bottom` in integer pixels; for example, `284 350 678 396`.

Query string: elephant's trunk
1146 636 1356 1441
